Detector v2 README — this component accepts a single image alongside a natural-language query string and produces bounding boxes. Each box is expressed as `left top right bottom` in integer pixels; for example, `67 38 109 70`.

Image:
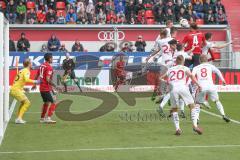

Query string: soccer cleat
156 107 166 118
15 118 26 124
203 101 211 109
223 115 231 123
40 118 45 123
44 117 56 124
180 110 186 118
193 127 203 135
174 129 182 136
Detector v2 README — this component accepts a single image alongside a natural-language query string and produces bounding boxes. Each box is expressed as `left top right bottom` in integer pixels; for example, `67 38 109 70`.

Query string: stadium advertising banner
9 52 240 92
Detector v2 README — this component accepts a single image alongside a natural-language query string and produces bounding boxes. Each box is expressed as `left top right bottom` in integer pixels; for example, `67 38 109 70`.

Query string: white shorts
195 88 219 103
170 87 194 108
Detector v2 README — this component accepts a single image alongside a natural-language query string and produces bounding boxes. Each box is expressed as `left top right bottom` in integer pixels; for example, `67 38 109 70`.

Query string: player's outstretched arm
213 41 232 49
31 69 40 90
212 65 226 85
146 49 160 62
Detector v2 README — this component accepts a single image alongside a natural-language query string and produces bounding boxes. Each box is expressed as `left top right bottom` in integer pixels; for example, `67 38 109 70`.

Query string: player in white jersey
160 55 202 135
202 33 232 57
192 55 231 122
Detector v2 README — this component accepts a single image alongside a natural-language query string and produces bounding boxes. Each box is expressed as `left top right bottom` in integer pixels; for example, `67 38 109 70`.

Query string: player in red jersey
182 23 206 67
113 55 126 91
32 53 59 123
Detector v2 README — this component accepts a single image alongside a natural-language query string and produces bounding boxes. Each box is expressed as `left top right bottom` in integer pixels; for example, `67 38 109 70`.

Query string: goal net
0 12 10 143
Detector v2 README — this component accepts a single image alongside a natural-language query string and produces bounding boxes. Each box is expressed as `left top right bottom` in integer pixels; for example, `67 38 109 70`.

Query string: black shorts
184 54 200 68
64 70 76 79
40 91 55 103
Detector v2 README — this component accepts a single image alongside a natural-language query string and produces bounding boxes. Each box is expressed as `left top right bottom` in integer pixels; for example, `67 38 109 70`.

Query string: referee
62 52 81 92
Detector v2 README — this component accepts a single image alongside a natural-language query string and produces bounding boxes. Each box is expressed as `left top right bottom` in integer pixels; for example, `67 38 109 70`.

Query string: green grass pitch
0 92 240 160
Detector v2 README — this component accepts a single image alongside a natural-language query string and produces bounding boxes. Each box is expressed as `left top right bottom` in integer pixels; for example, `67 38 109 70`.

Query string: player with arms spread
160 55 202 136
113 55 126 91
192 54 230 122
10 59 39 124
182 23 206 67
32 53 59 123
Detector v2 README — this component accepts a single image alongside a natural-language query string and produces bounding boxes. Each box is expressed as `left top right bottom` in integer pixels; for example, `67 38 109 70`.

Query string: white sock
191 104 200 128
216 101 225 116
160 93 170 109
179 99 185 112
172 112 180 131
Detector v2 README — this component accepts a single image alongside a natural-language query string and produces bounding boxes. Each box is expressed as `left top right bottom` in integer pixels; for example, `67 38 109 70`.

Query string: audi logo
98 31 125 41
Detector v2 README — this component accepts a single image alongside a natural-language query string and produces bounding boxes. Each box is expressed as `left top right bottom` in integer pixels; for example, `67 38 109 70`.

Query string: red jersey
115 61 125 76
38 62 53 92
182 31 206 55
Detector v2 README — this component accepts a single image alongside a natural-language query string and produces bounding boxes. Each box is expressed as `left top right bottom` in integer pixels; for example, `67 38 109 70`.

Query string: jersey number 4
169 70 184 81
193 35 199 45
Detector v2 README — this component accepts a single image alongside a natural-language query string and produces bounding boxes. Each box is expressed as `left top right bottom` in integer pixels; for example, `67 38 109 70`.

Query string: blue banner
10 52 151 69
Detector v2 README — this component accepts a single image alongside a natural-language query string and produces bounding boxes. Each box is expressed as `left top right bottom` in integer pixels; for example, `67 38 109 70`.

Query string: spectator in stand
95 1 105 14
177 7 187 22
36 0 48 12
27 8 37 24
97 8 106 22
107 10 117 23
185 9 195 21
117 15 125 24
47 34 60 51
59 44 69 52
193 0 204 19
87 9 96 23
204 8 215 24
76 1 85 14
0 3 5 14
106 0 115 14
216 8 227 24
16 1 26 24
47 0 56 10
183 0 191 6
185 2 193 12
125 0 135 23
66 8 77 23
17 33 30 52
164 0 175 15
9 37 16 52
203 0 214 14
72 40 84 52
121 43 133 52
214 0 225 14
6 0 17 24
86 0 94 18
99 42 115 52
155 8 166 24
174 0 184 17
135 0 145 15
166 8 176 23
116 1 125 17
46 8 57 24
129 16 135 24
37 10 46 24
40 44 48 53
135 35 146 52
77 10 88 24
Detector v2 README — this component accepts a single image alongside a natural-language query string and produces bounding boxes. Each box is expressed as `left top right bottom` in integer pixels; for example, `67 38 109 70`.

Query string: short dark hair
168 39 178 45
190 22 198 30
170 27 177 35
44 53 53 62
205 32 212 40
176 43 183 51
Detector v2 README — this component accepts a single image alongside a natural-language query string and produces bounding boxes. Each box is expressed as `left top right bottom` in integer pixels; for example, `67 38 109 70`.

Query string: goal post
0 12 9 139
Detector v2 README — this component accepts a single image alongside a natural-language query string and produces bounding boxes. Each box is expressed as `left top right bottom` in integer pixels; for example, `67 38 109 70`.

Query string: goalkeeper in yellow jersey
10 59 39 124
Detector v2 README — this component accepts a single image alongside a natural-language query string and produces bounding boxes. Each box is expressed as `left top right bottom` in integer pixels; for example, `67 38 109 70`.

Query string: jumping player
113 55 126 91
10 59 39 124
192 54 230 122
160 55 202 135
32 53 59 123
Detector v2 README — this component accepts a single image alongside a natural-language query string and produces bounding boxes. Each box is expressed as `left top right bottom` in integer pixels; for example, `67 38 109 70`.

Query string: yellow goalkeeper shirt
11 68 35 91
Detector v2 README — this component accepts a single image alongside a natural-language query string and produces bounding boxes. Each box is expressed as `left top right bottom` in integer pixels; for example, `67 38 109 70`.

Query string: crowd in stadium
0 0 227 25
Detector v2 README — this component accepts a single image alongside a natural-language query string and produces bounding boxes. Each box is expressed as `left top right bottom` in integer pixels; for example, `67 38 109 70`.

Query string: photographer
17 33 30 52
135 35 146 52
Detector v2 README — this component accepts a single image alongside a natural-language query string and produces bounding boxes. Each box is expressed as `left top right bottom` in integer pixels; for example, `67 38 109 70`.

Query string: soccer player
113 55 126 91
10 59 39 124
182 22 206 67
160 55 202 135
62 52 81 92
192 54 230 122
32 53 59 123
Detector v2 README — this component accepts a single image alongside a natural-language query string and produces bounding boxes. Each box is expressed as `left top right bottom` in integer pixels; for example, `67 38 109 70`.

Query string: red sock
47 103 56 117
41 104 49 118
205 94 209 101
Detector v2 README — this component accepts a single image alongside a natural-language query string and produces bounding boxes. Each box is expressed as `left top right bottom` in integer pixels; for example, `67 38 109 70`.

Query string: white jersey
192 63 225 89
156 37 173 66
202 41 216 55
153 27 171 50
167 65 191 89
172 51 192 65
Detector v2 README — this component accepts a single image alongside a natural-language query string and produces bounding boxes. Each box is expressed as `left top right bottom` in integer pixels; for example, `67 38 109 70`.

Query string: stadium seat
0 1 6 9
26 1 36 9
56 2 66 10
146 18 155 24
145 10 154 18
196 19 204 25
144 3 153 9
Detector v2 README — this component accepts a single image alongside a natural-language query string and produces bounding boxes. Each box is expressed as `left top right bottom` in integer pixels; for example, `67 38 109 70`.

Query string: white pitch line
201 109 240 125
1 144 240 154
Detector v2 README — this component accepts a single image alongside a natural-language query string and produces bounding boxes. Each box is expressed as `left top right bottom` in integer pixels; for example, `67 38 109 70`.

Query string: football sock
172 112 180 131
179 99 185 112
160 93 170 108
41 103 49 118
48 103 56 117
216 101 225 116
17 100 31 119
191 104 200 128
